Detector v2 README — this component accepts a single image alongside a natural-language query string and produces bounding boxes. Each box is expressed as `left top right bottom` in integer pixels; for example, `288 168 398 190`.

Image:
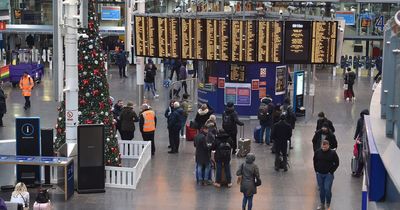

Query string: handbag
19 193 29 210
343 84 348 90
237 163 244 185
353 143 359 157
255 176 262 187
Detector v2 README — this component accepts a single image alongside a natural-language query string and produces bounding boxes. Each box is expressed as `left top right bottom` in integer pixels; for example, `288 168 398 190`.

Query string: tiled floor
0 65 376 209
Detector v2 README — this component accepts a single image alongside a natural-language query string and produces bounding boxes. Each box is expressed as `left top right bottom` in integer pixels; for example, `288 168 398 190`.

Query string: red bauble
78 64 83 71
91 50 97 57
99 102 105 109
83 79 89 86
79 99 86 106
85 119 93 124
92 89 99 96
103 118 109 124
93 69 99 76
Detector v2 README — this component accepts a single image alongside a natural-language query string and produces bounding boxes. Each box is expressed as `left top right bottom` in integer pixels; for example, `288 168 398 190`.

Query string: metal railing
167 77 198 107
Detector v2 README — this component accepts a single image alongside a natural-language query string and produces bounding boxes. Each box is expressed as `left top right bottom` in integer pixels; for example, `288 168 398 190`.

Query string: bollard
333 66 336 77
358 67 362 78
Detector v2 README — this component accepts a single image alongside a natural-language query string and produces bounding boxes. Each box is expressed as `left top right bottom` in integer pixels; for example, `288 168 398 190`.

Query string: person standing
179 61 188 94
374 57 382 82
147 58 158 91
164 99 176 149
180 93 191 138
10 182 29 208
312 124 338 152
222 102 244 155
194 104 213 130
194 126 212 185
169 59 181 81
0 82 6 127
344 67 356 102
271 114 292 171
139 104 157 156
19 72 34 110
115 46 128 78
257 96 274 145
167 102 183 153
214 129 233 187
353 109 369 177
113 100 124 136
119 101 139 140
236 153 261 210
313 140 340 210
316 112 335 133
144 62 159 98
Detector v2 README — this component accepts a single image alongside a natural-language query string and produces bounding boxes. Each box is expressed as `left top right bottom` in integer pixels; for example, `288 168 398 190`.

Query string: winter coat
236 154 260 197
194 108 212 129
194 131 211 165
168 107 183 131
316 118 335 133
281 104 296 129
144 65 156 83
180 99 191 117
222 107 244 134
272 108 282 124
0 89 6 114
344 71 356 85
119 107 139 132
164 105 173 119
113 104 123 120
313 149 340 174
115 51 127 67
214 132 233 162
354 109 369 139
271 120 292 150
179 66 187 80
312 129 338 151
258 103 274 127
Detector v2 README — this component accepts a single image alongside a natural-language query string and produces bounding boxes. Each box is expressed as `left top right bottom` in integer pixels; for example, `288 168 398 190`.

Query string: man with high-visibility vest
139 104 157 155
19 72 34 110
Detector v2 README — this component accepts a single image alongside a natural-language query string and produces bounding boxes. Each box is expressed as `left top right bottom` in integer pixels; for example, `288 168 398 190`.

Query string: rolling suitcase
344 89 353 99
351 156 359 174
253 126 263 143
33 201 52 210
237 126 251 157
186 123 197 141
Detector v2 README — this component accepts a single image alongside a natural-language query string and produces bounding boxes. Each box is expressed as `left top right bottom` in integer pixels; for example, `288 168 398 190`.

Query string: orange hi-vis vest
142 110 156 132
19 75 34 96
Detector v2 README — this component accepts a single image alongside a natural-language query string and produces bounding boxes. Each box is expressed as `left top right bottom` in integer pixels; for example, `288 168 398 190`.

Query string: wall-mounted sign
259 87 266 99
224 83 251 106
275 65 287 95
0 0 10 20
101 6 121 21
259 81 267 87
251 79 259 90
335 11 355 26
260 67 267 77
208 76 218 85
218 78 225 88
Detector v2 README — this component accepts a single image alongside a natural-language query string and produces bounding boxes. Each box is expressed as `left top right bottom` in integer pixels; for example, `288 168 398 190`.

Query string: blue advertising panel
336 11 356 26
101 6 121 21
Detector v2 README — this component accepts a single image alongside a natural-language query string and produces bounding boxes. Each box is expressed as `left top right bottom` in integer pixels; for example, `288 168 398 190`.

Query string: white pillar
136 0 145 106
125 0 133 64
63 0 80 143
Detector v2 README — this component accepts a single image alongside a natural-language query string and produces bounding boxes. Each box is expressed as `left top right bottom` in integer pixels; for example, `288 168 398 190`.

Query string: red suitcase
344 90 353 99
186 123 197 141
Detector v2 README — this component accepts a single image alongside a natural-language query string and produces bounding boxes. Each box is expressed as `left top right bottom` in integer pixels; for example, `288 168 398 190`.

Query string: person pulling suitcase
271 113 292 172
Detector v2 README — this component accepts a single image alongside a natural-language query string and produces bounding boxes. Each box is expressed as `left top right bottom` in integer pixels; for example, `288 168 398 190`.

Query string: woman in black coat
119 102 139 140
0 82 6 127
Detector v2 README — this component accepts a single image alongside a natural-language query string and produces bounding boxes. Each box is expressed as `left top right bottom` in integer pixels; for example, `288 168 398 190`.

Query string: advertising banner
275 65 287 95
225 83 251 106
101 6 121 21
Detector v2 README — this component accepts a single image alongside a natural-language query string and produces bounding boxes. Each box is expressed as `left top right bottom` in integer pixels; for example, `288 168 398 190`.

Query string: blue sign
101 6 121 21
336 11 356 26
375 16 384 31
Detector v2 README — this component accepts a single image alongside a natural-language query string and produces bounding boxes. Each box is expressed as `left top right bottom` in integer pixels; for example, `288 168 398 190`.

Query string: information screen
134 16 146 56
231 20 256 62
206 19 231 61
257 21 283 63
229 64 246 82
194 19 205 59
311 21 338 64
181 18 195 59
134 16 157 57
284 21 312 64
157 17 180 58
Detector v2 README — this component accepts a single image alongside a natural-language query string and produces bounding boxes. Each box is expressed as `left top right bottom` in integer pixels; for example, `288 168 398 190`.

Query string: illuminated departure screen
157 17 167 57
181 18 195 59
157 17 180 58
206 19 231 61
168 17 180 58
284 21 312 64
146 16 157 56
257 21 283 63
194 19 205 59
231 20 256 62
311 21 338 64
134 16 145 56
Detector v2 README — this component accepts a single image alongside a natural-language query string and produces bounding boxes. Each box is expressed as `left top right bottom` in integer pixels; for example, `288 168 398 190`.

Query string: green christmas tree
55 0 121 166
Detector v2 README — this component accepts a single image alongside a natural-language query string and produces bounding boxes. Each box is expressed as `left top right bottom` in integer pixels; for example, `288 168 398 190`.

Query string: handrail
167 77 198 105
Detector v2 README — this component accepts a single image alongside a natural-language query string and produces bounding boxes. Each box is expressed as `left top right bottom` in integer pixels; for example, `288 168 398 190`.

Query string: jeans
24 96 31 108
274 143 288 170
316 172 334 205
216 161 232 183
260 125 271 144
180 116 187 136
145 82 156 96
242 194 253 210
118 65 126 77
181 81 188 94
196 162 211 181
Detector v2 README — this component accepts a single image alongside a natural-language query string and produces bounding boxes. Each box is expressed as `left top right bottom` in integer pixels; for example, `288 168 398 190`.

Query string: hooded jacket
354 109 369 139
214 131 233 162
236 153 260 196
222 106 244 133
194 130 211 165
194 108 212 129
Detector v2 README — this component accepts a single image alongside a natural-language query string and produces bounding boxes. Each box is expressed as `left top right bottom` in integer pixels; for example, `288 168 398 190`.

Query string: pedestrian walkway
0 65 374 209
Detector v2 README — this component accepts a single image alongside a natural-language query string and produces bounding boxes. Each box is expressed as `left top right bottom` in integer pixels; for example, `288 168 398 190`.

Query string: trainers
227 183 233 188
352 97 356 101
181 135 186 139
326 203 330 209
213 183 221 188
154 94 159 98
316 204 325 210
206 180 213 185
346 97 350 102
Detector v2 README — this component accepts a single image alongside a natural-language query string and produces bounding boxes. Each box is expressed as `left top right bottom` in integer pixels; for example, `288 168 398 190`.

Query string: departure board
257 21 283 63
206 19 231 61
182 18 205 60
157 17 180 58
311 21 338 64
231 20 256 62
134 16 158 57
284 21 312 64
134 16 146 56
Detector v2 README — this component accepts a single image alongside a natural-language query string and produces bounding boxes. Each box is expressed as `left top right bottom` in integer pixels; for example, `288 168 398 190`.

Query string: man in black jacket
167 102 183 153
194 126 212 185
258 96 274 145
213 129 233 187
271 114 292 171
313 140 340 210
316 112 335 133
222 102 244 155
312 124 338 152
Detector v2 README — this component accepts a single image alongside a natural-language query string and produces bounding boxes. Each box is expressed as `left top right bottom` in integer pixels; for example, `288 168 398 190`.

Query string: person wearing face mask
312 123 338 152
316 112 335 133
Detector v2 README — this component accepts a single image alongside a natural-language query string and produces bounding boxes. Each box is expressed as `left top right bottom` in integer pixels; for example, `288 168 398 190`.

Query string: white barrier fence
105 140 151 189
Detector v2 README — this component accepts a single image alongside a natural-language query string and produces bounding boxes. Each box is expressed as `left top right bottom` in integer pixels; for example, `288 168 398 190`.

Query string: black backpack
36 189 50 203
219 142 231 159
222 113 232 127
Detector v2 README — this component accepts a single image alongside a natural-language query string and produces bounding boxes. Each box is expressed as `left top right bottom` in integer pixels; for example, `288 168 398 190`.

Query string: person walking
344 67 356 102
115 46 128 78
214 129 233 187
167 101 183 153
316 112 335 133
165 99 176 149
313 140 340 210
119 101 139 140
257 96 274 145
353 109 369 177
169 59 181 81
271 114 292 171
312 124 338 152
236 153 261 210
144 62 159 98
194 126 213 185
147 58 158 91
222 102 244 155
0 82 6 127
139 104 157 156
179 61 188 94
19 72 34 110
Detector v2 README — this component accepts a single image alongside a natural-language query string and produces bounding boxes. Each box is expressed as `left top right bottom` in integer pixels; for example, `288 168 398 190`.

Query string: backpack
258 104 269 121
219 142 231 159
222 113 233 128
36 189 50 203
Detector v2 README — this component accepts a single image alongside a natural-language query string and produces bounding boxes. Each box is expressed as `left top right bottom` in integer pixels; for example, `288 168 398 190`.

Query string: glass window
10 0 52 25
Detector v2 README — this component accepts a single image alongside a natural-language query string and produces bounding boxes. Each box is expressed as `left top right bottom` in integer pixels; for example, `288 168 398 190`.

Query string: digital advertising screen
284 21 312 64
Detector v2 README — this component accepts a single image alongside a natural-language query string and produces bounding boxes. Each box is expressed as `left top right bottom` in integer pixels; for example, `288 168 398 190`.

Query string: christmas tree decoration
54 0 120 166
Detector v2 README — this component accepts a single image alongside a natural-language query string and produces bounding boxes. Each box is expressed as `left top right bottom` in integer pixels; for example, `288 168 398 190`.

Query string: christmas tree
55 0 121 166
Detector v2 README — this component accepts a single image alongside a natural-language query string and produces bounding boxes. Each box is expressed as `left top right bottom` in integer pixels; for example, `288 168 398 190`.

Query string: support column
136 0 145 107
125 0 133 64
53 0 64 102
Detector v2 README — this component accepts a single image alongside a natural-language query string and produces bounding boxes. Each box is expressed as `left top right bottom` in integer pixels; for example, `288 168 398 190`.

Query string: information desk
0 155 74 201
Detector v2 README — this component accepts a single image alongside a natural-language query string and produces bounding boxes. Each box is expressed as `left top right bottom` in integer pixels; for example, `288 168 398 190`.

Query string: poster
224 83 251 106
259 87 266 99
218 78 225 88
101 6 121 20
275 65 287 95
251 79 259 90
259 81 267 86
260 67 267 77
209 76 218 85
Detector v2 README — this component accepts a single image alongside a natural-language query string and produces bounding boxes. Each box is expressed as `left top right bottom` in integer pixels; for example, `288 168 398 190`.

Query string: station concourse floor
0 66 376 210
